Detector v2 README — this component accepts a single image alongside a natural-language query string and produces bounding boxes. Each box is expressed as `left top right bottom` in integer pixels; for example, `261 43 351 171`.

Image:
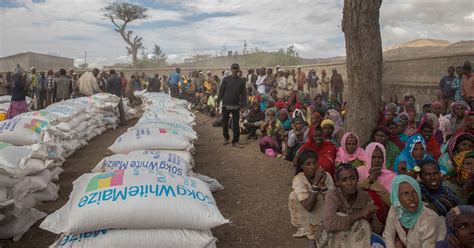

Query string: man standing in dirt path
217 63 247 148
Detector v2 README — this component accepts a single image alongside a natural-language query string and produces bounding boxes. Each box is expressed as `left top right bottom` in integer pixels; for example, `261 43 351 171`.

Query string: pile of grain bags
0 142 61 241
0 93 137 241
41 93 226 247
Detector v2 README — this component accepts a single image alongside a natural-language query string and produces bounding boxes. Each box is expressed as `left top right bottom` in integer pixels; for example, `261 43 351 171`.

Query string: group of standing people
206 62 474 247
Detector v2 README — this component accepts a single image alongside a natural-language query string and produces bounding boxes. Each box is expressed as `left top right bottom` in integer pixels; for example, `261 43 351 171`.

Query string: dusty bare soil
0 113 305 248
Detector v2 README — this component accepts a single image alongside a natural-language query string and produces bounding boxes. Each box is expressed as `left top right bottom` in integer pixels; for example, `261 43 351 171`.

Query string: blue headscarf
390 175 424 229
393 134 433 174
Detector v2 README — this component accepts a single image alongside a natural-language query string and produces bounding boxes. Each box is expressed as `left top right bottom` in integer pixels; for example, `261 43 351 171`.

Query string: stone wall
106 53 473 109
0 52 74 72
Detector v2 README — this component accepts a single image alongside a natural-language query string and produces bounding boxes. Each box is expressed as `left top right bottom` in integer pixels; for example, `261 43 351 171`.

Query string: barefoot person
217 63 247 148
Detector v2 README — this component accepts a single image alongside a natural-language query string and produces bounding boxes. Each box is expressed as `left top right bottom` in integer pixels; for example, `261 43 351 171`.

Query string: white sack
0 207 46 241
92 150 190 176
50 229 216 248
108 128 190 154
133 119 197 141
40 169 228 234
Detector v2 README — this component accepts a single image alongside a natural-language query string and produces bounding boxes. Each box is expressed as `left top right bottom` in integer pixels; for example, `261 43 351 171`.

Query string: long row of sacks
40 92 228 247
0 94 137 241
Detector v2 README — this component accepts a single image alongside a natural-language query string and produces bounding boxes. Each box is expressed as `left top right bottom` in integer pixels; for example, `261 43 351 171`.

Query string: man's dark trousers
222 107 240 143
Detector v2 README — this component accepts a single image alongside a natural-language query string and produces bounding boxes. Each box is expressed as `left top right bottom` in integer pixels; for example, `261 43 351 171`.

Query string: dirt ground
0 113 305 248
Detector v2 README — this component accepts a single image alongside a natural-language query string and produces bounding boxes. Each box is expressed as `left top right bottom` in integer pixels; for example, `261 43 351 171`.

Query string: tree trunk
342 0 383 142
131 46 139 68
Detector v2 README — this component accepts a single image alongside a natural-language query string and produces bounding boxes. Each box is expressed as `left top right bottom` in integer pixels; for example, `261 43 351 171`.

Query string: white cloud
1 0 473 67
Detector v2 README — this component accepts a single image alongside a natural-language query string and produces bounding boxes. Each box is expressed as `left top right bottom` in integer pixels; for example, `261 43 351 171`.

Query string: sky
0 0 473 68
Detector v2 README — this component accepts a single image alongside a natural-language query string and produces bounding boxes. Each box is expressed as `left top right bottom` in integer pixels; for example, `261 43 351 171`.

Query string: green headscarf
390 175 424 229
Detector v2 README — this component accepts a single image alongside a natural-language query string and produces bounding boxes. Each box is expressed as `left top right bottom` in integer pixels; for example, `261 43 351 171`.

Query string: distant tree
286 45 299 57
243 40 248 55
220 45 228 56
152 44 167 66
103 2 148 68
78 63 88 69
227 50 233 56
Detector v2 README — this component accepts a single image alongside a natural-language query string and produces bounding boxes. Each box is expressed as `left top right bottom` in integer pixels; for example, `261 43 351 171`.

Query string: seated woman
419 160 459 216
258 108 285 157
278 108 292 132
423 113 445 145
289 150 334 247
322 164 384 247
387 120 406 150
336 132 367 168
358 142 396 224
308 110 323 128
383 175 447 248
286 117 309 162
449 101 470 135
436 205 474 248
296 126 337 177
394 116 410 143
445 151 474 204
326 109 343 141
244 102 265 140
321 119 339 147
438 132 474 177
394 134 435 176
398 112 417 137
364 126 401 170
419 122 442 160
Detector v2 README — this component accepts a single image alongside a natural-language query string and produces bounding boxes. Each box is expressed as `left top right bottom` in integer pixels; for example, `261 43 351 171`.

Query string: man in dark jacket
148 73 161 92
107 69 125 124
217 63 247 148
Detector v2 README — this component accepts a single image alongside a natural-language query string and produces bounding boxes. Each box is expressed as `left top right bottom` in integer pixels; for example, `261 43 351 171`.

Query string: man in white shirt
78 68 100 96
256 67 267 95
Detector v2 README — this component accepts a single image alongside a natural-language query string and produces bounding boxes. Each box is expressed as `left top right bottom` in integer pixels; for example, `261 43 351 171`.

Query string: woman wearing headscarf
423 113 445 145
288 150 334 247
277 108 292 131
322 164 384 248
449 101 470 136
296 125 337 177
438 132 474 177
286 117 309 162
387 120 406 150
364 126 401 170
418 122 442 160
358 142 396 224
326 109 343 141
445 151 474 204
258 108 285 157
398 112 417 137
436 205 474 248
383 175 447 248
320 119 339 147
393 117 410 143
7 72 30 119
394 134 436 175
244 102 265 140
336 132 367 168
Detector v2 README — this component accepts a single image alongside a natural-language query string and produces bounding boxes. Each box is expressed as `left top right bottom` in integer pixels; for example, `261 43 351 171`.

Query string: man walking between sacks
217 63 247 148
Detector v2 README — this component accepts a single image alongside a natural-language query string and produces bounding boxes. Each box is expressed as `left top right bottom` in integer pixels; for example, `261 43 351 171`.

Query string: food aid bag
49 229 216 248
132 119 197 142
0 142 49 178
108 128 190 154
40 169 228 234
0 117 48 145
92 150 191 177
0 206 46 241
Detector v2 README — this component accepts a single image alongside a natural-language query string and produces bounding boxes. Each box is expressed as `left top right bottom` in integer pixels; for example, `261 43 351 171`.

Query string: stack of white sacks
0 93 137 241
40 92 227 247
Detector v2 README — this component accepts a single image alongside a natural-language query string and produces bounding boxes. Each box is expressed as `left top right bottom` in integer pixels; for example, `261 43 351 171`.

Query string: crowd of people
204 62 474 247
2 60 474 247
